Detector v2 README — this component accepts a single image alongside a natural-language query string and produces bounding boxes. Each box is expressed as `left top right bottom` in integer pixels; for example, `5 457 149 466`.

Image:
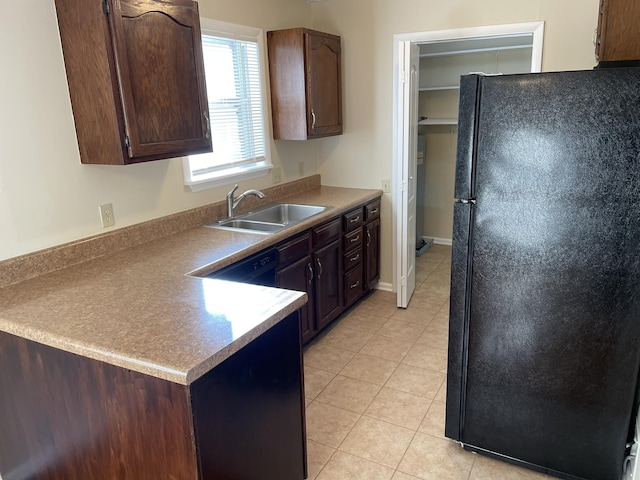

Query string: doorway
392 22 544 308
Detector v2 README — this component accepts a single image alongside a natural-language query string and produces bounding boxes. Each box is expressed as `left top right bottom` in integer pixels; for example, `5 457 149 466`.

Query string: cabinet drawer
343 227 363 252
313 218 341 247
365 200 381 221
277 232 311 267
343 246 362 271
344 265 364 308
343 207 364 233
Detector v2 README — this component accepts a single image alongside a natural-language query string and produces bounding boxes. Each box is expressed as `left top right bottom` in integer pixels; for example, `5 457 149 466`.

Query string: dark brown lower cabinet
0 313 305 480
365 216 381 289
314 238 342 330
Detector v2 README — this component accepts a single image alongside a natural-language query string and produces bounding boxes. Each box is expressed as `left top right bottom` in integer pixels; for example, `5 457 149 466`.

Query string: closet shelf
418 118 458 126
419 85 460 92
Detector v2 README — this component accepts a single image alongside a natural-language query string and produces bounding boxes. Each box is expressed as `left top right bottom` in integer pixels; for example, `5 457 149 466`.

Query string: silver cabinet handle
307 262 314 284
350 281 360 289
350 216 360 223
350 235 360 243
370 208 379 214
316 258 323 276
367 230 372 247
311 109 316 129
350 253 360 262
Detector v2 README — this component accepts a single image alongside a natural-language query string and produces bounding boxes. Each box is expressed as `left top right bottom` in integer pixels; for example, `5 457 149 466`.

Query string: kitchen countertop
0 185 382 385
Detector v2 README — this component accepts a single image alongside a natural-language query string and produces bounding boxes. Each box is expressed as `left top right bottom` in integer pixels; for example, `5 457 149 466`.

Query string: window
183 19 271 191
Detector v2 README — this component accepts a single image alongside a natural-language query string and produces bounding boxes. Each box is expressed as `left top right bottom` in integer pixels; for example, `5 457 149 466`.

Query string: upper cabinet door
109 0 211 160
54 0 212 165
267 28 342 140
305 31 342 138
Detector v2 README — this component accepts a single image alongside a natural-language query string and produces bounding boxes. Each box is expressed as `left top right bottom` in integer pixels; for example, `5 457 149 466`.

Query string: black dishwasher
207 248 278 287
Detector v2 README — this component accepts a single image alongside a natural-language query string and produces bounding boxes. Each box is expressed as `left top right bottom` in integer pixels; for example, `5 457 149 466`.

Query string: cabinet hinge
102 0 110 15
124 135 130 148
401 70 408 84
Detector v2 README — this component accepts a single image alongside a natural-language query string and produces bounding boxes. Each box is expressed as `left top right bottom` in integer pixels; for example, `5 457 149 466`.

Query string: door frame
391 21 544 306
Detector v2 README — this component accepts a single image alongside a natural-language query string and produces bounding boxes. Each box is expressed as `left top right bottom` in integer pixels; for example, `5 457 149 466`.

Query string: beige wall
1 0 601 291
310 0 600 286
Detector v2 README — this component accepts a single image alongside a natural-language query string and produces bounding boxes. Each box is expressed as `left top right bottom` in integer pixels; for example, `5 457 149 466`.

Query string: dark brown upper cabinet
54 0 212 165
267 28 342 140
595 0 640 63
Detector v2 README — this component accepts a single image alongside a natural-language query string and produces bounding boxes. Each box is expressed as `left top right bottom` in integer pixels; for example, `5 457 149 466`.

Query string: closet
417 35 534 247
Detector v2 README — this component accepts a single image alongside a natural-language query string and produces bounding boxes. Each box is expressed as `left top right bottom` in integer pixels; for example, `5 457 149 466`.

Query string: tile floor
302 244 550 480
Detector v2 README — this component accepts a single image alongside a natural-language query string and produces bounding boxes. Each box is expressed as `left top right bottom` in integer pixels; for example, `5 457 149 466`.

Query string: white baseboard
374 281 393 292
427 236 452 246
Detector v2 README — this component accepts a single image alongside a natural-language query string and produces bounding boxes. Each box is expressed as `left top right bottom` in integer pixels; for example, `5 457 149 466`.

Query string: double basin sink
209 203 331 235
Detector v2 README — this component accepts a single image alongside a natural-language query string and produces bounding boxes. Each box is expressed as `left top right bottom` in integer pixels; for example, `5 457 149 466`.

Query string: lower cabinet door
314 239 343 330
277 255 316 343
365 217 380 289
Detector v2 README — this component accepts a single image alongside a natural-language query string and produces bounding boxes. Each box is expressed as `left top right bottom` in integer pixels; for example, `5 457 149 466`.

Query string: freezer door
448 68 640 480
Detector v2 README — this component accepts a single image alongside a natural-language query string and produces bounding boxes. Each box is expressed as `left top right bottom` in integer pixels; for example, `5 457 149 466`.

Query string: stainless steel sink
208 203 331 235
242 204 328 225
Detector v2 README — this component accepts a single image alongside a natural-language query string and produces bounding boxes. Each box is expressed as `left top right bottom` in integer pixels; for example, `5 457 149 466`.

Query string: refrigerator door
447 68 640 480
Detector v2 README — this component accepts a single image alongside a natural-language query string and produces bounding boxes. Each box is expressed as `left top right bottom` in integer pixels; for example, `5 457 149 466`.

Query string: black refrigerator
446 68 640 480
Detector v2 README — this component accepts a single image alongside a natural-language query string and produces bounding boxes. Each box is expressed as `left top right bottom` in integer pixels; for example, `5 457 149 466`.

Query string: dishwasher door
207 249 278 287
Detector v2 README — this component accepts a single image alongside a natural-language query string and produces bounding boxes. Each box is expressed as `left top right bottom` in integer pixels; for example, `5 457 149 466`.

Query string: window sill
183 162 272 192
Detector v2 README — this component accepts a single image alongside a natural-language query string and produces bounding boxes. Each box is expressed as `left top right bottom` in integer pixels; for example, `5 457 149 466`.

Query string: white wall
1 0 602 290
310 0 600 285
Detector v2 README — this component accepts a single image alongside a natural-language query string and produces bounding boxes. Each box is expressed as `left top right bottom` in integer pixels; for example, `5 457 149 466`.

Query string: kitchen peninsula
0 177 382 479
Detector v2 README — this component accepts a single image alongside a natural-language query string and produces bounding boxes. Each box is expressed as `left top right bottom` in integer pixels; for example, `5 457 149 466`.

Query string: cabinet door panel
110 0 211 159
365 217 380 290
305 32 342 138
315 239 343 330
277 256 316 344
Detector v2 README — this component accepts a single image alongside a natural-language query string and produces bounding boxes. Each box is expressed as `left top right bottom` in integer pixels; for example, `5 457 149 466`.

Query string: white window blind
184 20 271 190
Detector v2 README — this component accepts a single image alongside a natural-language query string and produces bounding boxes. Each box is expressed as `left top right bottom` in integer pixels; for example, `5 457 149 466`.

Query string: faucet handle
227 184 239 198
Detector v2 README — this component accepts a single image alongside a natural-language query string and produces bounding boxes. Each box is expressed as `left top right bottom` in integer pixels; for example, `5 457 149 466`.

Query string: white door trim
391 22 544 305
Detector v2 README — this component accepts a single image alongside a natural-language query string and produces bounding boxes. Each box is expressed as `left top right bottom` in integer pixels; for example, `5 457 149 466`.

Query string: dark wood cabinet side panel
190 313 306 480
54 0 126 165
0 332 197 480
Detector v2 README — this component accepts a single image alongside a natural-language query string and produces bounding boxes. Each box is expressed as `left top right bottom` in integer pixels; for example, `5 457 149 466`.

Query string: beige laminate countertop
0 185 382 385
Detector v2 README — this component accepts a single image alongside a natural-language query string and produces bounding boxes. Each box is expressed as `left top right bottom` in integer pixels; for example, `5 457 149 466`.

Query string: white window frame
183 18 272 192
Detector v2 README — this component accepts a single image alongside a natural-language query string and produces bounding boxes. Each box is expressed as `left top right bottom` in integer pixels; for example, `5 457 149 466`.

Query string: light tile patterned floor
303 245 551 480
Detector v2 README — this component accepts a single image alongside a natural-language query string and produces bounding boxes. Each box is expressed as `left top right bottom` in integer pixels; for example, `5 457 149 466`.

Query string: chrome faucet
226 184 266 218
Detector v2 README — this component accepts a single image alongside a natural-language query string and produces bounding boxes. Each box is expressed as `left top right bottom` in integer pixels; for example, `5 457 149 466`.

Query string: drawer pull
367 230 372 246
350 254 360 262
350 235 360 243
350 281 360 289
370 208 379 214
350 216 360 223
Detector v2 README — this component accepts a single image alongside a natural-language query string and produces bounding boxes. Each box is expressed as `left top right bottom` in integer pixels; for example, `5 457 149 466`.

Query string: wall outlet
298 161 304 178
99 203 115 228
272 166 282 184
382 179 391 193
